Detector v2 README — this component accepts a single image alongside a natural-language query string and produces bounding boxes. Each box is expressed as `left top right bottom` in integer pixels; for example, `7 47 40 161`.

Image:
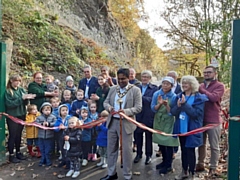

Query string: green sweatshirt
4 87 28 117
27 82 46 110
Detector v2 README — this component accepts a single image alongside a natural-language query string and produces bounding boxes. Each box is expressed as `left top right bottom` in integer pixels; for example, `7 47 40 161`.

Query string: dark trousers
179 136 196 174
82 141 91 159
53 131 61 153
90 140 97 154
39 138 53 165
27 138 38 146
6 116 25 154
159 145 173 168
68 157 81 171
135 129 152 157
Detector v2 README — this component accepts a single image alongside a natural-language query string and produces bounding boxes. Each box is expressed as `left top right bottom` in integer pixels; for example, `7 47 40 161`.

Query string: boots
9 154 20 163
35 147 41 158
27 146 36 157
97 157 104 166
88 153 92 161
102 158 108 168
92 153 97 161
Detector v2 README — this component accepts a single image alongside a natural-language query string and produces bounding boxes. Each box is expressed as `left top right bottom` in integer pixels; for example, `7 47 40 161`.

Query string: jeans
38 138 53 165
27 138 38 146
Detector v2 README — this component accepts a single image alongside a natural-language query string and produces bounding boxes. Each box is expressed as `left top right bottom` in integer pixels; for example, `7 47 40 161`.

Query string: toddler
60 89 72 112
35 102 56 166
64 116 82 178
70 89 87 117
25 104 41 157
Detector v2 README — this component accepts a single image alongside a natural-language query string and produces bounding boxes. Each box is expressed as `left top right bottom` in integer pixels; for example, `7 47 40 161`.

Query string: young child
88 101 98 161
79 106 92 166
96 110 109 168
60 89 72 112
70 89 88 117
63 116 82 178
25 104 41 157
45 75 58 92
50 97 60 118
50 97 61 156
35 102 56 166
65 75 77 100
54 104 72 167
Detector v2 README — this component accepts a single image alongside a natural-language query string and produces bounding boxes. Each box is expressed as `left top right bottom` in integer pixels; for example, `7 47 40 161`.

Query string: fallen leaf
28 162 35 167
16 166 25 171
57 174 65 179
32 174 39 179
133 172 141 175
10 171 16 176
53 172 57 176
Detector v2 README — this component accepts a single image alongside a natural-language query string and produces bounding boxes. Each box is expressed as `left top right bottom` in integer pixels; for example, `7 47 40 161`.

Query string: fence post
228 19 240 180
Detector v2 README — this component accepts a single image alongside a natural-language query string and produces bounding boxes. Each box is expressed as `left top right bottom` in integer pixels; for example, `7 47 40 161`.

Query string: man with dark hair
100 68 142 180
196 66 225 177
78 65 99 100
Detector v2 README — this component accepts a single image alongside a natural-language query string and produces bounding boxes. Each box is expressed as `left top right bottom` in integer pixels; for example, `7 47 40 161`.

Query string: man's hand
64 136 69 141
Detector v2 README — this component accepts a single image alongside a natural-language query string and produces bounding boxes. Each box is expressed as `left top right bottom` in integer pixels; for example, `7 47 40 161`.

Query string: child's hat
80 105 89 111
66 76 74 82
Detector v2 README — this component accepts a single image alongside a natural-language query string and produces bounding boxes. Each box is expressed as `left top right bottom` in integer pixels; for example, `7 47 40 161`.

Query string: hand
76 109 80 114
52 91 59 97
78 120 84 126
107 78 114 86
22 94 36 100
64 136 69 141
108 106 114 112
180 94 186 104
43 122 48 126
177 98 181 107
199 86 205 93
157 96 164 105
98 123 102 126
90 94 99 100
59 124 65 129
162 97 168 106
118 109 124 114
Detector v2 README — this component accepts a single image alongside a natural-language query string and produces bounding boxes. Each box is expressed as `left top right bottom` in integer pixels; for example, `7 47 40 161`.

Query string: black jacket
63 128 82 157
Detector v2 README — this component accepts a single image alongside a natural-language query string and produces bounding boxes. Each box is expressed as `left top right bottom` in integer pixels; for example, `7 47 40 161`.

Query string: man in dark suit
134 70 158 165
78 65 99 100
100 68 142 180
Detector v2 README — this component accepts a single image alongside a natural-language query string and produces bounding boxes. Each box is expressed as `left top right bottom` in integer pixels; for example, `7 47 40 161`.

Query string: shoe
102 163 108 168
92 153 97 161
159 167 173 174
175 170 189 180
35 147 41 158
82 159 88 166
97 157 104 166
188 173 195 180
208 168 219 178
88 153 92 161
145 156 151 165
133 155 142 163
16 152 27 160
195 164 205 172
66 170 74 177
100 173 118 180
9 155 20 163
27 146 36 157
156 162 165 169
102 157 108 168
172 153 176 159
72 171 80 178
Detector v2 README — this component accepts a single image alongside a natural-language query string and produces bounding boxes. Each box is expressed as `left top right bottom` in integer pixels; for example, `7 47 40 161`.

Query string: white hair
141 70 152 78
180 75 199 93
167 71 178 78
83 65 91 70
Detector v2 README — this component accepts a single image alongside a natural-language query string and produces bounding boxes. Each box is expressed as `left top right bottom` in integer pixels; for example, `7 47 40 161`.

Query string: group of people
3 65 224 180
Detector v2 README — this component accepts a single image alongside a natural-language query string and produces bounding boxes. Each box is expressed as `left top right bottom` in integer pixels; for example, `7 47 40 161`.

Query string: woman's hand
162 97 168 106
22 94 36 100
157 95 164 105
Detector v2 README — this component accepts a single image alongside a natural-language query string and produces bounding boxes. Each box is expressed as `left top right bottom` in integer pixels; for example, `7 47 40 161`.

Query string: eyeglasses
141 76 150 78
84 71 89 73
203 71 214 74
35 77 42 79
101 70 106 72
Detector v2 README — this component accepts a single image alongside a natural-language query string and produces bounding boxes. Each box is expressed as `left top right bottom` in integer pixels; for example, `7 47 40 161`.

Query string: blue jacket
70 99 88 116
60 100 72 114
81 118 92 142
136 83 158 129
78 76 99 99
96 122 107 147
171 92 208 148
52 107 58 118
54 104 72 132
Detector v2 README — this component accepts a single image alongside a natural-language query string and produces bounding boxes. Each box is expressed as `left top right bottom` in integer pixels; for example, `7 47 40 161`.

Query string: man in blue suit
134 70 158 165
78 65 99 100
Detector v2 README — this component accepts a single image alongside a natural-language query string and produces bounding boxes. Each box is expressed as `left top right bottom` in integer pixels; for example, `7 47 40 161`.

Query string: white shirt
84 78 91 98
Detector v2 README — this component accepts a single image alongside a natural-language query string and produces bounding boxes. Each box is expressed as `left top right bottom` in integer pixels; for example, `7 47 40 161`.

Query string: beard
205 77 214 81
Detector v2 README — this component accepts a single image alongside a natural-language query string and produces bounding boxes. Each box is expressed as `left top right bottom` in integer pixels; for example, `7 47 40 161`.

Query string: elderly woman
151 76 179 174
28 72 58 110
4 74 36 163
134 70 158 165
171 75 208 180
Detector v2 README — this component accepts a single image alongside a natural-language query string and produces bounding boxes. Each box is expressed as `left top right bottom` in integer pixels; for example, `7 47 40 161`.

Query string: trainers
72 171 80 178
66 170 74 177
175 170 189 180
82 159 88 166
195 164 205 172
102 163 108 168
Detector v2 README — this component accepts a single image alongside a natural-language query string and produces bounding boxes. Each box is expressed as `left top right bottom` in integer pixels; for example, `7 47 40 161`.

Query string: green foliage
2 0 110 79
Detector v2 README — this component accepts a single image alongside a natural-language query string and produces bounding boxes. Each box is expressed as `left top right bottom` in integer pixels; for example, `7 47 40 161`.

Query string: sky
138 0 168 50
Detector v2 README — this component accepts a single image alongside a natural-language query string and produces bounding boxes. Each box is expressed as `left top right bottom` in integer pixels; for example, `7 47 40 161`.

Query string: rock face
44 0 132 62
